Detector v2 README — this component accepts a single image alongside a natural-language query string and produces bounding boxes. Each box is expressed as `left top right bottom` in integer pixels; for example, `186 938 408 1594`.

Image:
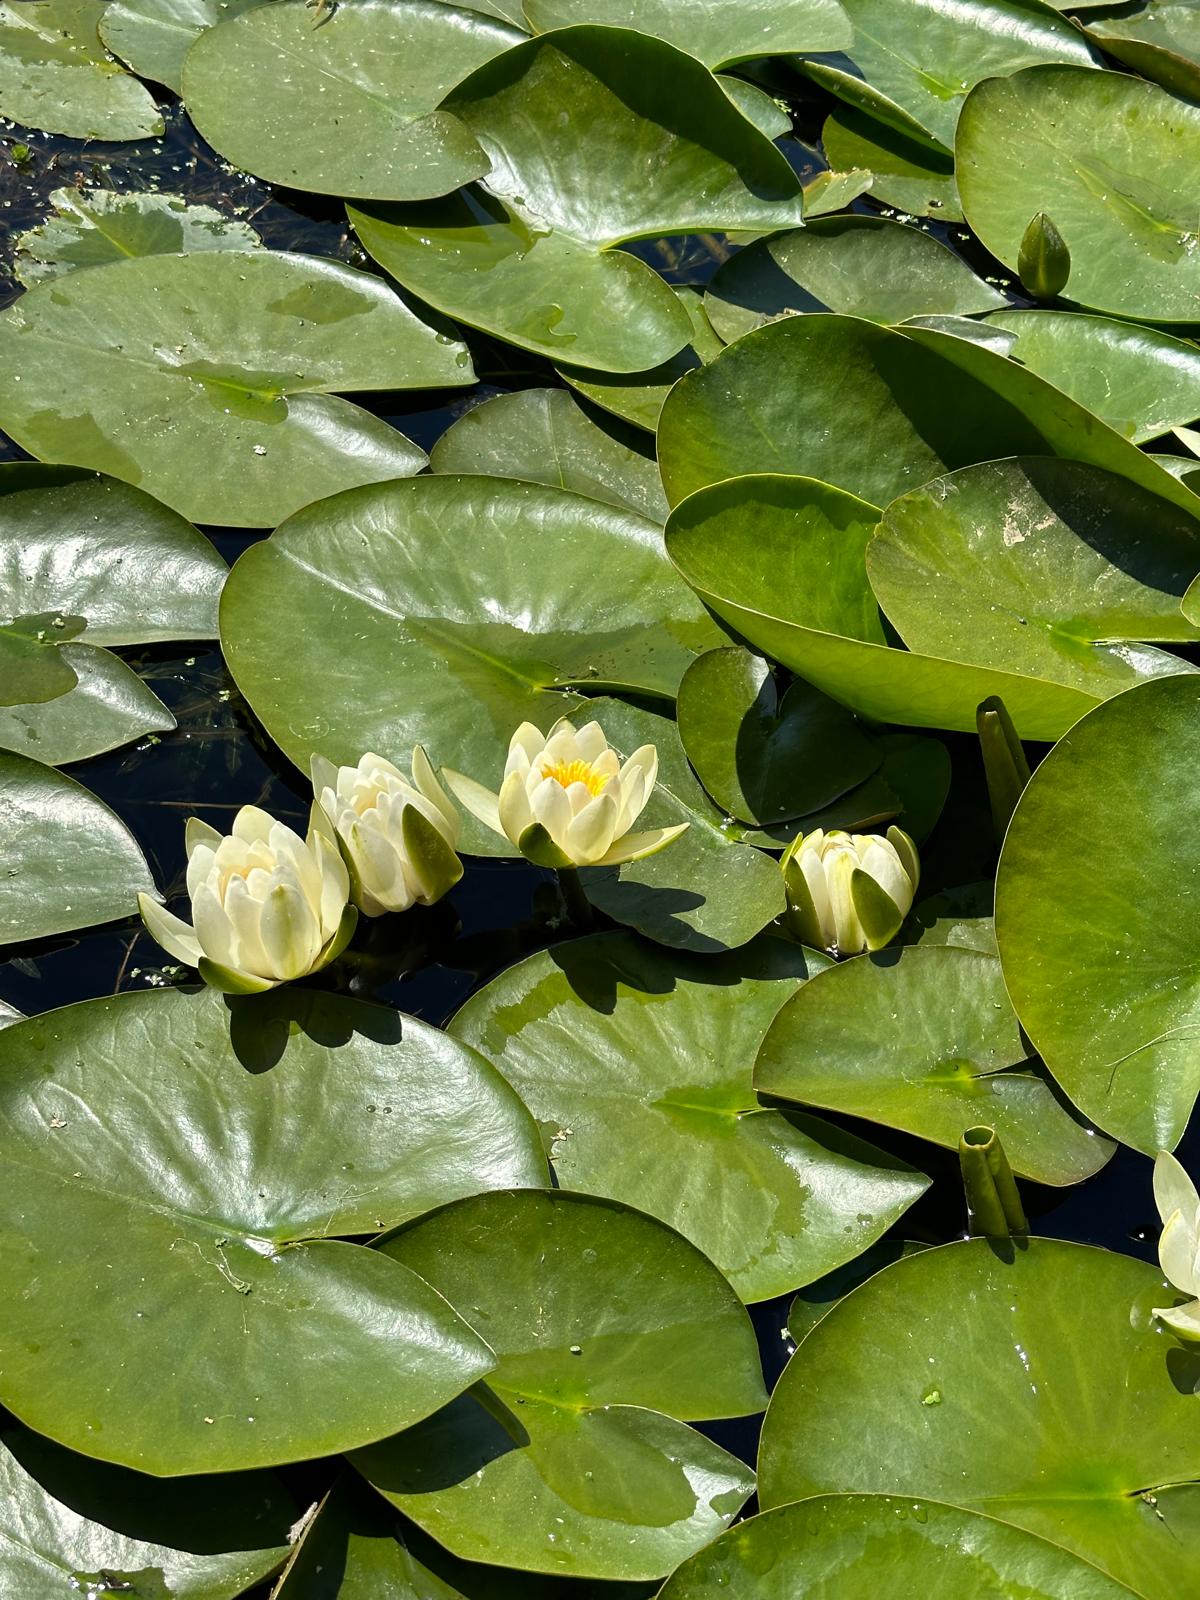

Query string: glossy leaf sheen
0 642 175 765
100 0 271 92
520 0 851 68
822 104 961 220
1087 2 1200 100
0 0 164 140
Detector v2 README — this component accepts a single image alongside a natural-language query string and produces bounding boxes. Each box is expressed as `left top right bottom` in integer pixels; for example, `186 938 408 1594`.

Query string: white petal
221 874 269 976
595 823 689 866
1155 1151 1200 1229
442 770 504 837
411 745 460 843
1160 1211 1200 1297
499 770 535 847
529 774 573 851
1154 1298 1200 1340
858 839 912 915
137 894 203 967
826 848 865 955
799 845 836 950
232 805 275 846
575 722 610 762
565 790 619 865
191 881 239 970
510 722 549 763
310 753 339 804
184 817 222 861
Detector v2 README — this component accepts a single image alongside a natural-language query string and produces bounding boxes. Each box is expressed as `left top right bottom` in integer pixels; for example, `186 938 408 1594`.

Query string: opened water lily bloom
312 747 462 915
782 826 919 956
1152 1150 1200 1340
138 806 355 993
444 717 687 868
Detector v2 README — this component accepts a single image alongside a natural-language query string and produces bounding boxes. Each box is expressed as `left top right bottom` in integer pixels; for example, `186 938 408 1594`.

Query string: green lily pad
0 642 175 764
904 881 996 956
0 751 154 943
0 251 470 528
347 26 805 373
353 1188 763 1579
798 0 1095 151
220 476 722 846
665 474 1099 740
957 64 1200 324
755 945 1114 1185
14 186 263 287
867 456 1200 698
801 165 873 216
758 1238 1200 1599
787 1237 931 1343
450 931 928 1301
719 77 791 140
0 0 164 140
430 389 668 521
996 674 1200 1152
99 0 272 92
822 104 961 220
658 1495 1142 1598
0 1423 295 1599
0 613 80 708
0 984 549 1473
704 218 1006 340
676 646 881 825
1086 2 1200 101
184 0 523 202
558 287 723 433
520 0 850 68
274 1475 463 1599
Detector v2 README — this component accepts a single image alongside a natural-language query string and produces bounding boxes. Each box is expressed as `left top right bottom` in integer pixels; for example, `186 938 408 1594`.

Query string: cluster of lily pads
7 0 1200 1595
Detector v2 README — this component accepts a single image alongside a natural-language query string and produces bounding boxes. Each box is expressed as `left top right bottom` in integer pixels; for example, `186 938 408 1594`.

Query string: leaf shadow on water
224 987 404 1073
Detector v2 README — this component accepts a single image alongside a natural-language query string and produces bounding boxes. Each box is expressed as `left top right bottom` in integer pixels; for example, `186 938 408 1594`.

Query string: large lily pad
99 0 270 92
0 612 82 708
822 104 961 220
0 1423 294 1599
0 0 164 140
867 456 1200 697
450 931 927 1301
348 27 805 372
996 675 1200 1152
430 389 667 521
184 0 523 201
1086 3 1200 101
758 1238 1200 1599
0 643 175 764
755 945 1114 1185
353 1188 763 1579
520 0 850 67
0 751 155 943
0 984 551 1473
665 475 1099 740
957 64 1200 324
0 252 470 528
704 217 1006 340
660 1496 1142 1597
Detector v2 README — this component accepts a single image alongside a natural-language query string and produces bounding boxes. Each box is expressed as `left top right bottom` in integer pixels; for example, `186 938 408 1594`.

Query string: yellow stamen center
542 757 608 796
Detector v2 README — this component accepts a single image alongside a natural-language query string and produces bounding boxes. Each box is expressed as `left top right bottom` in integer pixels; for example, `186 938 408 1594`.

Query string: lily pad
273 1475 463 1599
353 1188 763 1579
996 675 1200 1152
0 612 81 708
0 1423 294 1599
520 0 851 68
801 165 873 216
957 64 1200 324
0 751 154 943
0 984 549 1473
430 389 668 521
787 1237 931 1343
347 27 805 372
450 931 928 1301
867 456 1200 697
755 945 1114 1185
758 1238 1200 1599
665 474 1100 740
0 0 164 140
1086 2 1200 101
0 251 470 528
676 646 881 825
99 0 272 92
14 186 263 286
184 0 524 201
0 643 175 764
822 104 961 220
704 217 1006 341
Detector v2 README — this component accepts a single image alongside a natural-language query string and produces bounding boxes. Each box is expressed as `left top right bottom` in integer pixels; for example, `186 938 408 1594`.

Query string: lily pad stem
557 867 594 930
959 1125 1027 1239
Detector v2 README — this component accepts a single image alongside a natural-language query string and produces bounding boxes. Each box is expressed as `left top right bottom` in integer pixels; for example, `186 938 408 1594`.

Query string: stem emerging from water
959 1125 1027 1238
557 867 594 931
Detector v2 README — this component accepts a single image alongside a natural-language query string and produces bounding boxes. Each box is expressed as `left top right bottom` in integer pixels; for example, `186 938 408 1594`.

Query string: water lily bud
444 716 688 869
311 747 462 916
1018 210 1070 300
1152 1150 1200 1341
137 805 355 994
781 825 919 956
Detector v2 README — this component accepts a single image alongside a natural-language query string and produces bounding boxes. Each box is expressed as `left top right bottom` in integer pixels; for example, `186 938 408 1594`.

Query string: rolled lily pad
665 475 1099 740
348 27 805 372
0 1001 24 1028
451 931 928 1301
867 457 1200 698
0 0 164 140
220 476 722 846
0 1423 294 1599
704 218 1006 341
430 389 668 521
353 1188 763 1579
520 0 851 68
755 945 1114 1185
0 751 155 943
99 0 271 92
676 646 880 825
0 643 175 764
957 65 1200 324
758 1238 1200 1599
984 309 1200 443
822 104 961 220
184 0 523 202
0 984 548 1473
0 252 470 528
996 675 1200 1152
798 0 1094 151
1086 3 1200 101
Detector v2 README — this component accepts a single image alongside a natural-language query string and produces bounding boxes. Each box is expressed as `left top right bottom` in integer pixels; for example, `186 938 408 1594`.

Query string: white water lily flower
137 805 355 994
443 717 687 869
781 826 919 956
1152 1150 1200 1340
312 747 462 916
